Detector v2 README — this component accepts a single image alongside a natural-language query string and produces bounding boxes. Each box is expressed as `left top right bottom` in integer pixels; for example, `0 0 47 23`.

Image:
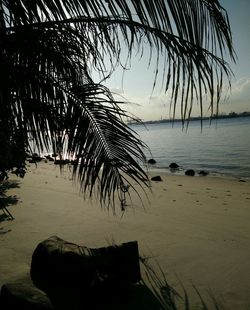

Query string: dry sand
1 162 250 309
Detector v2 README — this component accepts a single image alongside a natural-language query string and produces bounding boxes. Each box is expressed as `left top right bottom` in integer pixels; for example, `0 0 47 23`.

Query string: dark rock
28 159 37 164
185 169 195 176
151 176 162 181
148 159 156 164
45 156 54 162
32 154 43 162
11 167 26 178
54 159 70 165
70 159 78 165
198 170 208 176
0 276 54 310
238 179 246 182
169 163 179 169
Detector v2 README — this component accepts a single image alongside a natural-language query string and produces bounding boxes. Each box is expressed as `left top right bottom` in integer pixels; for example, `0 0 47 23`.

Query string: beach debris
148 158 156 164
30 236 141 307
151 176 162 181
169 162 179 169
120 184 130 211
0 237 167 309
198 170 208 176
185 169 195 176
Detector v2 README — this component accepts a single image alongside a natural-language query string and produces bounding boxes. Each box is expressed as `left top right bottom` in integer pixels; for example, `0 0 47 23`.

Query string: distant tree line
128 111 250 125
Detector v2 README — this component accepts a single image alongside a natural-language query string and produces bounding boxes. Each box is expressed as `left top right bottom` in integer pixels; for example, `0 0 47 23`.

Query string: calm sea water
131 116 250 179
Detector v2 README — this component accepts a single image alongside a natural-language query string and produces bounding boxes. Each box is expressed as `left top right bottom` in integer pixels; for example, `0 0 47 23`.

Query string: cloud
110 88 125 95
229 77 250 102
110 77 250 121
117 93 173 121
218 77 250 113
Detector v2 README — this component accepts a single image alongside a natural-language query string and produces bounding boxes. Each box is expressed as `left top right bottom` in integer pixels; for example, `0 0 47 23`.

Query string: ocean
131 116 250 179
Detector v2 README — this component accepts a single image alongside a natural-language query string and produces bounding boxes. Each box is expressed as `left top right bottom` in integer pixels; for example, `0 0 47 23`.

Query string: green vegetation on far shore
128 111 250 125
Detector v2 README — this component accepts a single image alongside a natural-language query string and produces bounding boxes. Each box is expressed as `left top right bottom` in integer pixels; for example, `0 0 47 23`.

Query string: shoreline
133 115 250 183
147 165 250 181
1 162 250 309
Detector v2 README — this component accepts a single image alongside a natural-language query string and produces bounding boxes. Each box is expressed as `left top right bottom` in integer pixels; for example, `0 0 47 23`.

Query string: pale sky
100 0 250 121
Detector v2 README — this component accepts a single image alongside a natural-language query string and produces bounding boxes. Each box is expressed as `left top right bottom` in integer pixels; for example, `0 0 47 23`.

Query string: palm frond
64 83 149 208
1 23 149 208
0 0 236 207
3 1 236 113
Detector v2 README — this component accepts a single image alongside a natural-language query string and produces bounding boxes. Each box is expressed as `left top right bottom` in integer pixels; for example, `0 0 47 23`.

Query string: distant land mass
128 111 250 125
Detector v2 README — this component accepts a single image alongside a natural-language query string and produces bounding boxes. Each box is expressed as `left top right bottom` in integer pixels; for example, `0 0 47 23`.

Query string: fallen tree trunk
30 236 141 308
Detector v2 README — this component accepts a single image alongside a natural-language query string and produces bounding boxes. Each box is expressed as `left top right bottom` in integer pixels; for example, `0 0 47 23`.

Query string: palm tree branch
5 12 235 118
1 0 237 208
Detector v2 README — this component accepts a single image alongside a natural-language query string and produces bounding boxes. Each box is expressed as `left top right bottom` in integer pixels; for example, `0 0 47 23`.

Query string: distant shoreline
128 111 250 125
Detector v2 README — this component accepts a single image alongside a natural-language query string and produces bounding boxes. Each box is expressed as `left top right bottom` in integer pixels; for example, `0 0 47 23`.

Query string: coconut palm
0 0 235 209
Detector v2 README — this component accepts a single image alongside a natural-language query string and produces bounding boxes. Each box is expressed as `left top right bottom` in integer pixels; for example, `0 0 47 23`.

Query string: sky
100 0 250 121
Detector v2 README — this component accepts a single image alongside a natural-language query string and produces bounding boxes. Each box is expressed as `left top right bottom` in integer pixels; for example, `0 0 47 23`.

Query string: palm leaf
1 23 149 208
64 83 149 208
0 0 236 207
3 1 236 110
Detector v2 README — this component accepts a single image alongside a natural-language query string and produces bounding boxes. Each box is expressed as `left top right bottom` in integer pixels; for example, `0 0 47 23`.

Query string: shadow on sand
0 180 20 223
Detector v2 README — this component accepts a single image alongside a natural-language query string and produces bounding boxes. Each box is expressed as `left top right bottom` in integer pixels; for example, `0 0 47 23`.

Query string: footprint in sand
186 191 195 195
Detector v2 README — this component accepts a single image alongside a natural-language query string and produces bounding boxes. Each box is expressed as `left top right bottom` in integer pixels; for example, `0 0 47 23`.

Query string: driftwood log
0 236 166 310
30 236 141 308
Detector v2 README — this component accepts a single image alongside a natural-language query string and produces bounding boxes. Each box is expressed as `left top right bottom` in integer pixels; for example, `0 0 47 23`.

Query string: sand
1 162 250 309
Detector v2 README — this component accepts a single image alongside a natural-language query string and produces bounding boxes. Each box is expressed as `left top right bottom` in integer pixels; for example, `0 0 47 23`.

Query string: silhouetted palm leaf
0 0 235 208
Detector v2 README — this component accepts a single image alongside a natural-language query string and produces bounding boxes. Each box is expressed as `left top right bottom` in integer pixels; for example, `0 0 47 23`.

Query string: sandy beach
1 162 250 309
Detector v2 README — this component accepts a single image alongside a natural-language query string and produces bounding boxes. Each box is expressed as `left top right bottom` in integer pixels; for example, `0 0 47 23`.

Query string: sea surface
131 116 250 179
